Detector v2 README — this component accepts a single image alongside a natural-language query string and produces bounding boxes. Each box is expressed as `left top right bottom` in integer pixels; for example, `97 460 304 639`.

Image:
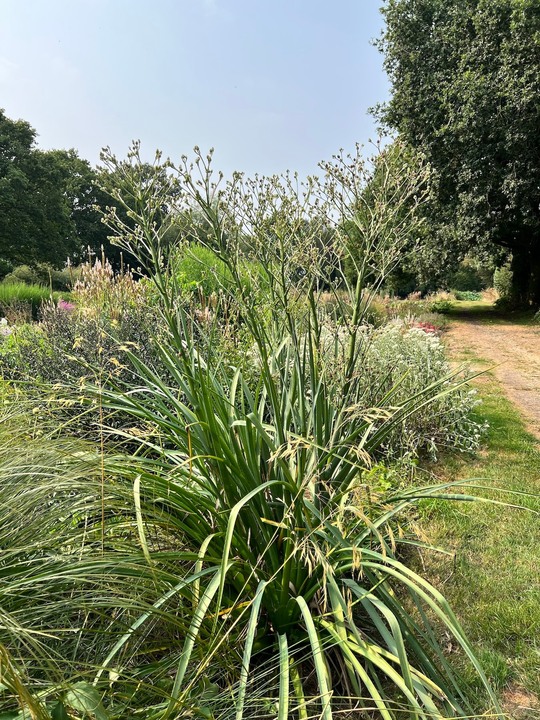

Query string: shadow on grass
446 300 537 324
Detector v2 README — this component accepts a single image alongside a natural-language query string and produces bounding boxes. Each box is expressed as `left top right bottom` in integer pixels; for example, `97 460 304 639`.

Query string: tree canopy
0 110 172 273
377 0 540 304
0 110 114 268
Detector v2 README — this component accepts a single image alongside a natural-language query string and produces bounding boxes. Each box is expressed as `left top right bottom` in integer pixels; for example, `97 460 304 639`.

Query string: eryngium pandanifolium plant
89 142 502 718
245 318 485 461
89 143 500 718
0 144 501 719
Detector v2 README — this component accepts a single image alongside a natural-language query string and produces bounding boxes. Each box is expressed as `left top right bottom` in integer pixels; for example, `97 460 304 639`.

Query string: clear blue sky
1 0 389 176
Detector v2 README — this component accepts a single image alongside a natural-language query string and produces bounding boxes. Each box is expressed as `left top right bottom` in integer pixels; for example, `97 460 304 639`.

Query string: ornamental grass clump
73 253 144 321
0 281 62 321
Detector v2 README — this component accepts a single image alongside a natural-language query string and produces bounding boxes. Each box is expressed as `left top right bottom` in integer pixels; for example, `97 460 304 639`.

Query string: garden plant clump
0 260 158 388
381 293 452 331
0 258 167 442
453 290 481 302
0 281 64 321
0 143 501 719
358 320 484 458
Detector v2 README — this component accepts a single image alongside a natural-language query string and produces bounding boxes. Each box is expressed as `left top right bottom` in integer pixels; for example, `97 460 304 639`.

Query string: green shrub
0 323 53 379
454 290 481 301
4 263 79 291
171 244 265 303
3 264 37 285
429 298 454 314
493 263 513 299
172 244 234 296
383 296 450 329
33 262 77 291
0 300 165 443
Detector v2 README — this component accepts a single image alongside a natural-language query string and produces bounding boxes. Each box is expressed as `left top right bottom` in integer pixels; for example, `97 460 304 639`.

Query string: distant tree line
0 109 172 276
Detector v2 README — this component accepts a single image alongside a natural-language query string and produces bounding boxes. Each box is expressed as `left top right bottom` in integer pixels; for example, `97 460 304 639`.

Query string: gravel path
445 316 540 440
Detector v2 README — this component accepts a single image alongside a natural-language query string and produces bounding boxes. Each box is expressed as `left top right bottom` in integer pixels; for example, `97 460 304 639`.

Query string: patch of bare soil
445 318 540 441
501 685 540 719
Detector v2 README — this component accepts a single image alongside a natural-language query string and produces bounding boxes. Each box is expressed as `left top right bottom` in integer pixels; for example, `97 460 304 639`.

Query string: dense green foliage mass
0 109 175 273
377 0 540 304
0 109 110 266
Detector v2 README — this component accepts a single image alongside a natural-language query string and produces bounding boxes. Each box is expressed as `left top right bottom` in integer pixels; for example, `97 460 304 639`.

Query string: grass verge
418 349 540 714
447 298 537 325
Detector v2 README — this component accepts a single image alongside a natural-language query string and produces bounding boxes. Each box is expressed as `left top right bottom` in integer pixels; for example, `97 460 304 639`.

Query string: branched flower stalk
0 142 499 720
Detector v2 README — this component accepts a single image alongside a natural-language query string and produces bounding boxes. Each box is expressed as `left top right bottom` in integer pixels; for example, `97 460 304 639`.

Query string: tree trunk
510 243 540 308
510 249 530 307
529 248 540 307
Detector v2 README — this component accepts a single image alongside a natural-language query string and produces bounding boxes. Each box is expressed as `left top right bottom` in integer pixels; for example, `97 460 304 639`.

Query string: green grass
419 362 540 704
446 298 538 325
0 281 65 319
448 299 496 314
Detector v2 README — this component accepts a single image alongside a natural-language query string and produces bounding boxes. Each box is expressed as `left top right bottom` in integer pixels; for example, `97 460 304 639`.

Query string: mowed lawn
418 334 540 714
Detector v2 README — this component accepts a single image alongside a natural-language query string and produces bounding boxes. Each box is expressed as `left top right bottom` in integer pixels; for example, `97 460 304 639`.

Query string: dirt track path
445 316 540 440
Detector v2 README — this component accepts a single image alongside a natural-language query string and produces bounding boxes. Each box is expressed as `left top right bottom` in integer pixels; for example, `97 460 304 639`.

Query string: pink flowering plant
414 320 439 333
57 299 76 313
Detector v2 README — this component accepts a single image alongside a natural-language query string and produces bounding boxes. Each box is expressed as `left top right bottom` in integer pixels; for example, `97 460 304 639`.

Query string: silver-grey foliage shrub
282 318 484 460
493 263 513 299
360 321 484 457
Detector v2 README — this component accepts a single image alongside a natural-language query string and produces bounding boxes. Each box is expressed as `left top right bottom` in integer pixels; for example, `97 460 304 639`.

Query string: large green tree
0 109 111 268
0 110 41 263
377 0 540 304
50 149 111 264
